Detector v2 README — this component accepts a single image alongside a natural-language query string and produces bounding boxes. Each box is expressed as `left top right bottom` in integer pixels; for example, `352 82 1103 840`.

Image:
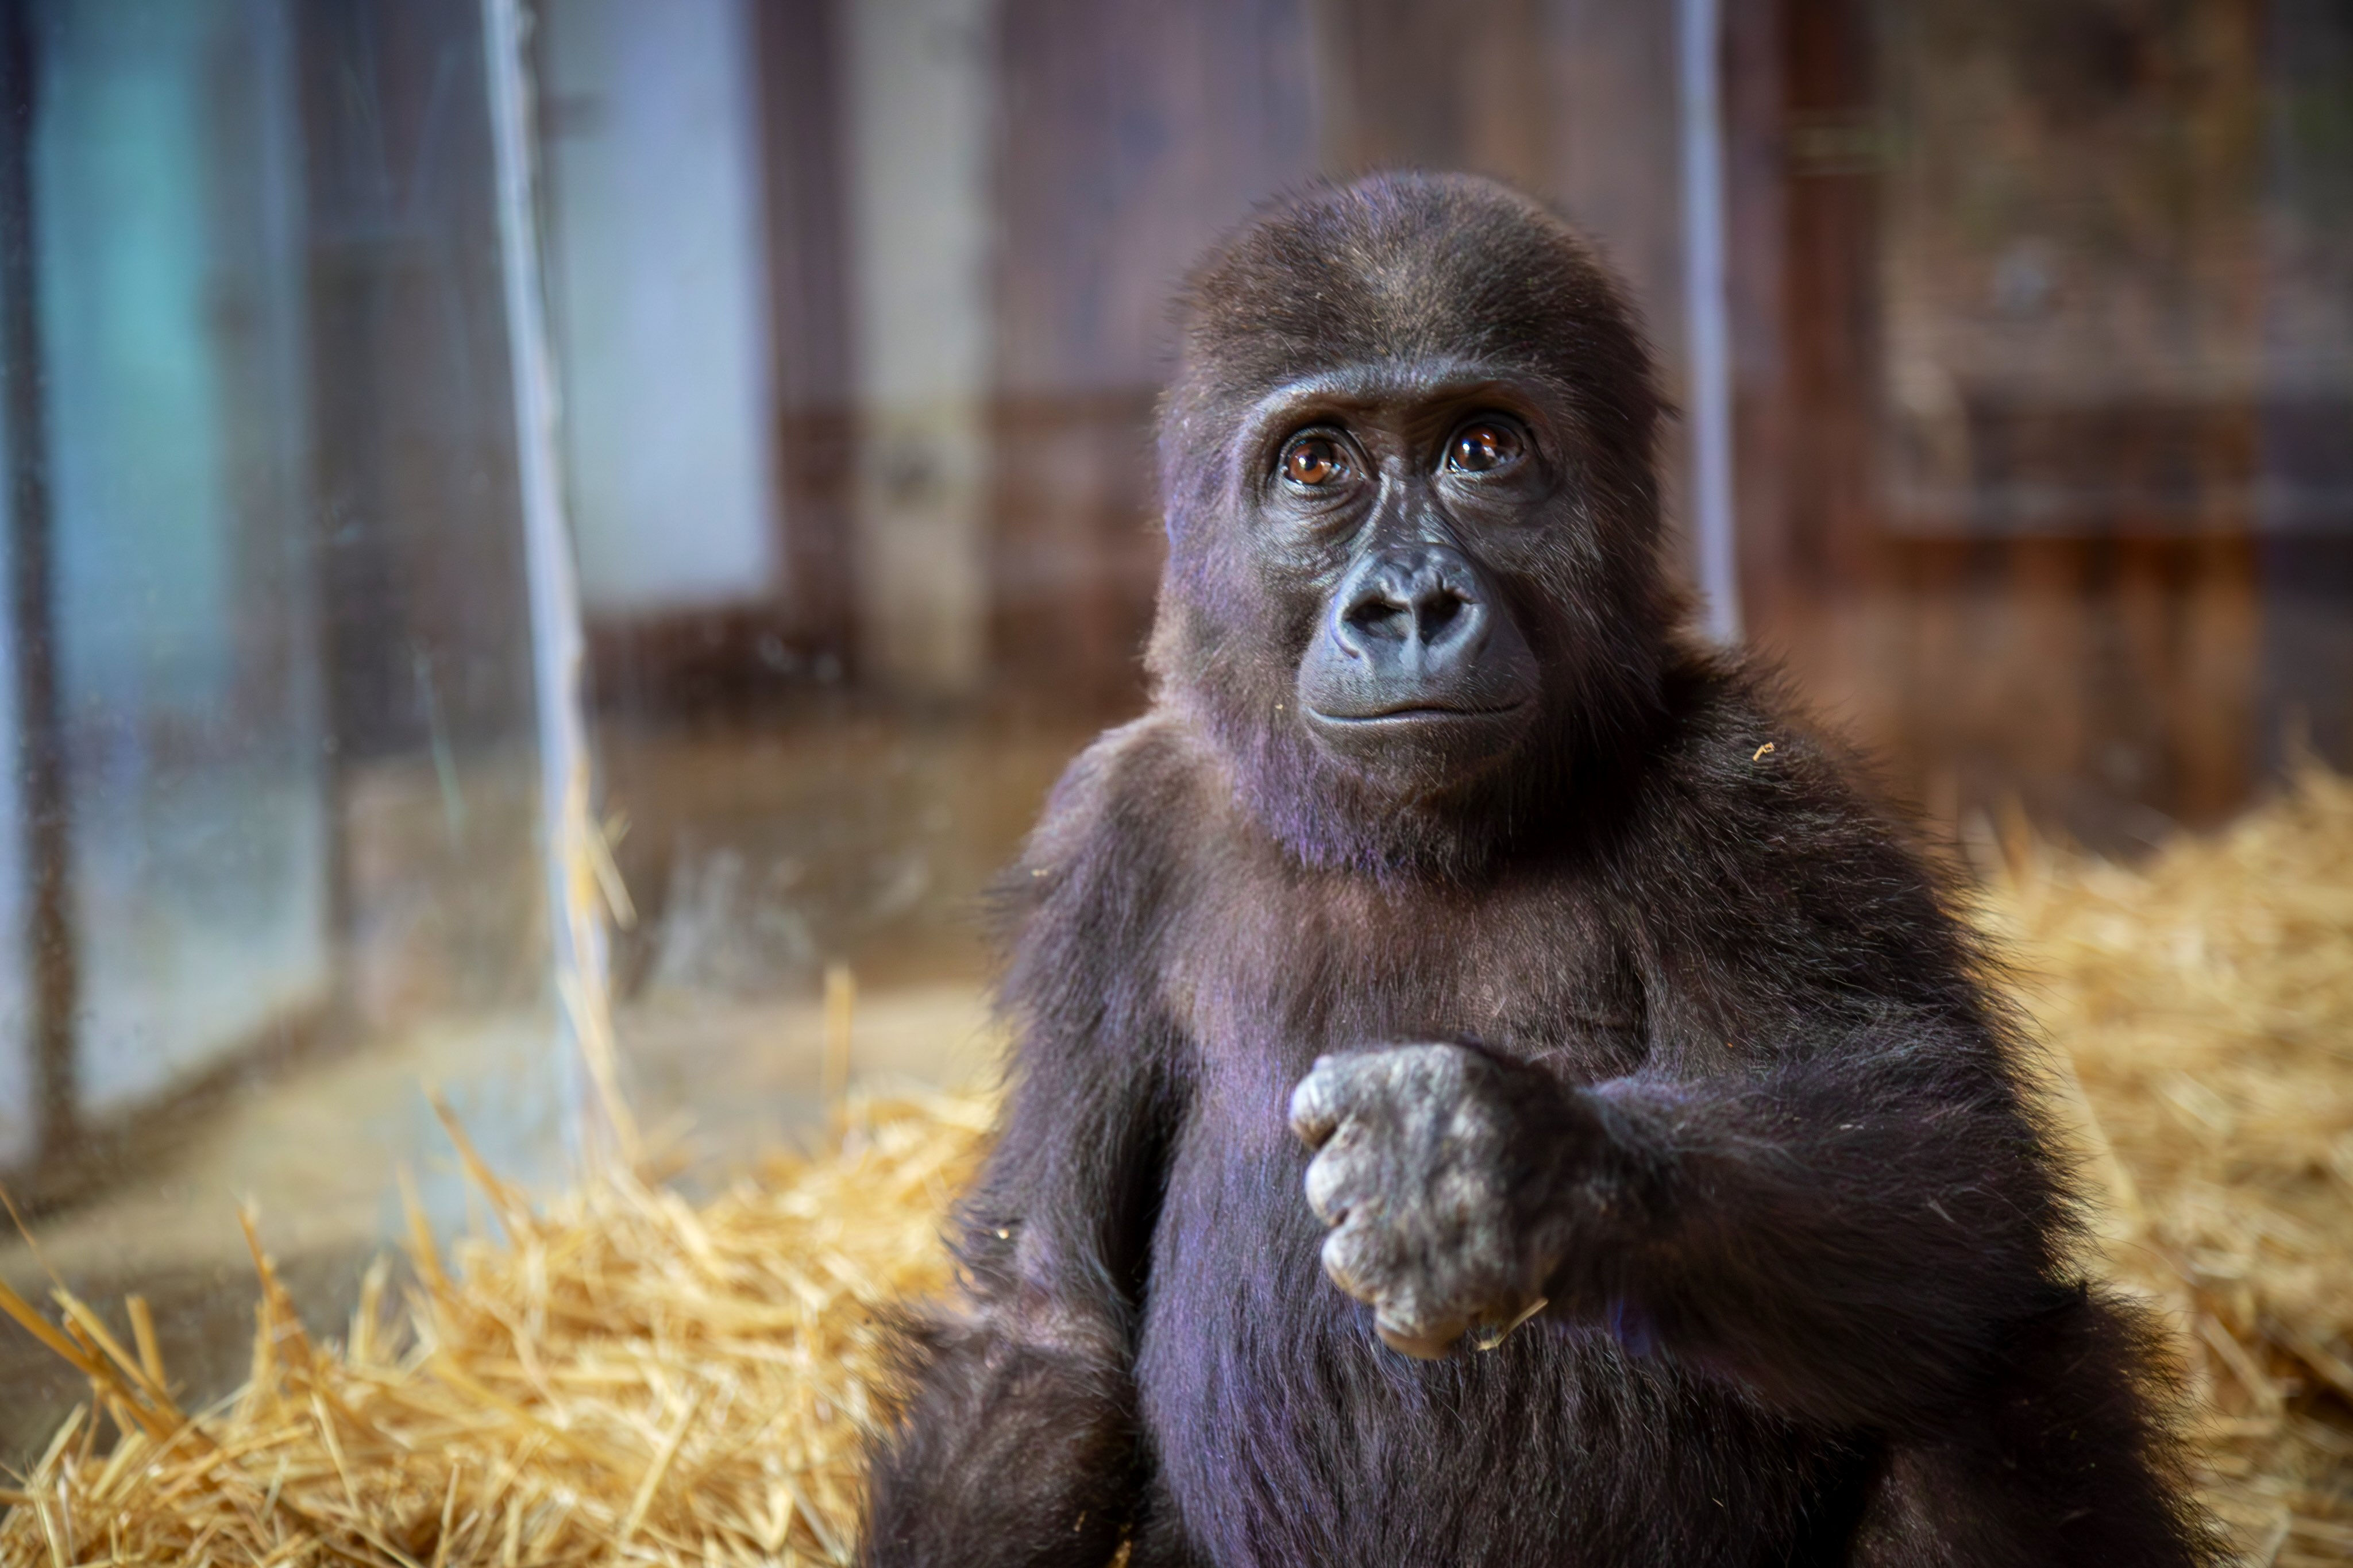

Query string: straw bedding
3 771 2351 1566
0 1096 994 1567
1977 766 2353 1563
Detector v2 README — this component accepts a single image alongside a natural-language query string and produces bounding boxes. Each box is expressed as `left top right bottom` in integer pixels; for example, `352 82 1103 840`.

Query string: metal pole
1679 0 1742 644
480 0 635 1167
0 0 76 1165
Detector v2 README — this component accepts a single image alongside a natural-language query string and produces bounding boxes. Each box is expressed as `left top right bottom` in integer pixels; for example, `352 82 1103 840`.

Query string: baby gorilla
859 173 2209 1566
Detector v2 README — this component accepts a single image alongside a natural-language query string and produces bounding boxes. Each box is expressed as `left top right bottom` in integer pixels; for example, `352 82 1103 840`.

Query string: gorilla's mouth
1299 698 1538 787
1305 701 1529 726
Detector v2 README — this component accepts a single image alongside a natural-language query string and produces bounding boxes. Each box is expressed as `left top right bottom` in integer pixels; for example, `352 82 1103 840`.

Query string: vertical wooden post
752 0 861 669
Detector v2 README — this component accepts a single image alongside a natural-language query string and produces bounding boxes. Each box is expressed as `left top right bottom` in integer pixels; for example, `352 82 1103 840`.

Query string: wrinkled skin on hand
1288 1043 1593 1358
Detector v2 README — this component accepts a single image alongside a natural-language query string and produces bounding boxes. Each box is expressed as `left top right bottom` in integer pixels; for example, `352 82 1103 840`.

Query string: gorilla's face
1150 175 1671 875
1244 366 1557 797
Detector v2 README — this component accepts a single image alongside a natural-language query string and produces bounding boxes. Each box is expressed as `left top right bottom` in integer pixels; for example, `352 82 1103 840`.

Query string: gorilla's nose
1334 546 1490 676
1298 540 1537 740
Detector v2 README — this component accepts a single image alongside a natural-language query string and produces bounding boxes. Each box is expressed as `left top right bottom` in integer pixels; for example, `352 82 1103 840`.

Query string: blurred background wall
0 0 2347 1462
522 0 2353 1045
553 0 2353 869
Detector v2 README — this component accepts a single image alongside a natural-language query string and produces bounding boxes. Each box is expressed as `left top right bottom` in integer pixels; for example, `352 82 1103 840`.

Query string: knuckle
1376 1310 1468 1360
1407 1040 1465 1077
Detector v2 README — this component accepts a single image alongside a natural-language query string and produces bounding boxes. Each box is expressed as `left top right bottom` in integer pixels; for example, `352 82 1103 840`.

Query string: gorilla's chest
1133 1206 1824 1568
1126 863 1823 1563
1164 862 1647 1112
1134 1017 1823 1568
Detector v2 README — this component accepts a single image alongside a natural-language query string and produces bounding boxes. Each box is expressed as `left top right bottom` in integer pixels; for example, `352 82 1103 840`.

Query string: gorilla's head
1150 172 1676 878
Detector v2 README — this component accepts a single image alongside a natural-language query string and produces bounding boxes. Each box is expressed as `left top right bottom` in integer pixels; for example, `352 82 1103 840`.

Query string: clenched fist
1288 1043 1599 1358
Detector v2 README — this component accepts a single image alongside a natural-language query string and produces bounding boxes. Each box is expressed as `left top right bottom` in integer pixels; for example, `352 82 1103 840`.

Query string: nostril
1344 596 1411 642
1418 590 1466 640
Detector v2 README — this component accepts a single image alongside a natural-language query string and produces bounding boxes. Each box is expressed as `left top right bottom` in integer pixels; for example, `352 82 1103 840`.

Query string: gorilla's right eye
1281 435 1349 488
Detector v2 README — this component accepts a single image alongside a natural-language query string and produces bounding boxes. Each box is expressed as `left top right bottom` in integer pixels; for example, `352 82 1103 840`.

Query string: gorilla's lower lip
1306 702 1529 725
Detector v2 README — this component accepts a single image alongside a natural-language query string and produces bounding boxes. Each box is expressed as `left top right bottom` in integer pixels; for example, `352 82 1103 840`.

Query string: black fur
858 173 2210 1567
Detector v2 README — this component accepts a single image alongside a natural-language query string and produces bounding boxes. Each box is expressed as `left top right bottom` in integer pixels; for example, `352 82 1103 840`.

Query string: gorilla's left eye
1446 420 1525 475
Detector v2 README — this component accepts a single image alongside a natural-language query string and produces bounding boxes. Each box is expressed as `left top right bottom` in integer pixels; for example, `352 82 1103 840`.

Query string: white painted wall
542 0 781 616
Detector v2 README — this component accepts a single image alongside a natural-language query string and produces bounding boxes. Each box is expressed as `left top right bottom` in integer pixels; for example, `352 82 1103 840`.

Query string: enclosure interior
1 0 2348 1462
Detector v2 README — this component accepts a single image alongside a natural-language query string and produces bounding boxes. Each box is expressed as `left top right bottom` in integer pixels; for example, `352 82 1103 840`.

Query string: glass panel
36 0 328 1115
0 245 21 1177
0 0 566 1465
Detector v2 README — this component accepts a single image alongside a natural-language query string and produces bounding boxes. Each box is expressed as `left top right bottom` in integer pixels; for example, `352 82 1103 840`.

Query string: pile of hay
1980 766 2353 1563
2 768 2350 1566
0 1095 992 1566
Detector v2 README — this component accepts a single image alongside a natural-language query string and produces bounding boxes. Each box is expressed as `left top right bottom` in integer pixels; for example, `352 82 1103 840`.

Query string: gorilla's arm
859 1028 1175 1566
1298 1010 2070 1429
1290 1015 2062 1433
861 737 1184 1568
1565 1020 2062 1430
1291 736 2072 1434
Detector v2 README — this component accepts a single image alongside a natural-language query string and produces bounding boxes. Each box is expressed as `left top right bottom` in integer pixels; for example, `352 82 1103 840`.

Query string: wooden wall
1735 0 2350 843
690 0 2353 839
985 0 1318 708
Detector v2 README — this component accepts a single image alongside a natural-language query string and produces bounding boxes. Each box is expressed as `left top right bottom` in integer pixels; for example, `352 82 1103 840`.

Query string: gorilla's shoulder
990 712 1216 971
1618 641 1941 891
1019 710 1218 885
1583 645 1984 1018
1642 643 1895 820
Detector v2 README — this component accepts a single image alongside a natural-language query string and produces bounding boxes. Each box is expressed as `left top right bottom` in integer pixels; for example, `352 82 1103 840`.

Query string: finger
1301 1129 1365 1225
1286 1053 1361 1147
1307 1044 1476 1141
1289 1047 1428 1146
1317 1216 1396 1305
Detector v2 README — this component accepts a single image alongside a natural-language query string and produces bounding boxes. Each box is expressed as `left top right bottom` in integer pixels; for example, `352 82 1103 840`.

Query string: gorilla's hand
1288 1044 1594 1358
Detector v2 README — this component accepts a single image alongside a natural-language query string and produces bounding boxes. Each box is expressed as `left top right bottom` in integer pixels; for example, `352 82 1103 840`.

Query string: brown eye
1282 435 1347 487
1448 421 1523 474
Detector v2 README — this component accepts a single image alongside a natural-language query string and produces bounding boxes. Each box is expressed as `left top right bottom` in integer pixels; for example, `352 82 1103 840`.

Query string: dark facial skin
858 173 2212 1568
1251 373 1546 795
1143 183 1677 882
